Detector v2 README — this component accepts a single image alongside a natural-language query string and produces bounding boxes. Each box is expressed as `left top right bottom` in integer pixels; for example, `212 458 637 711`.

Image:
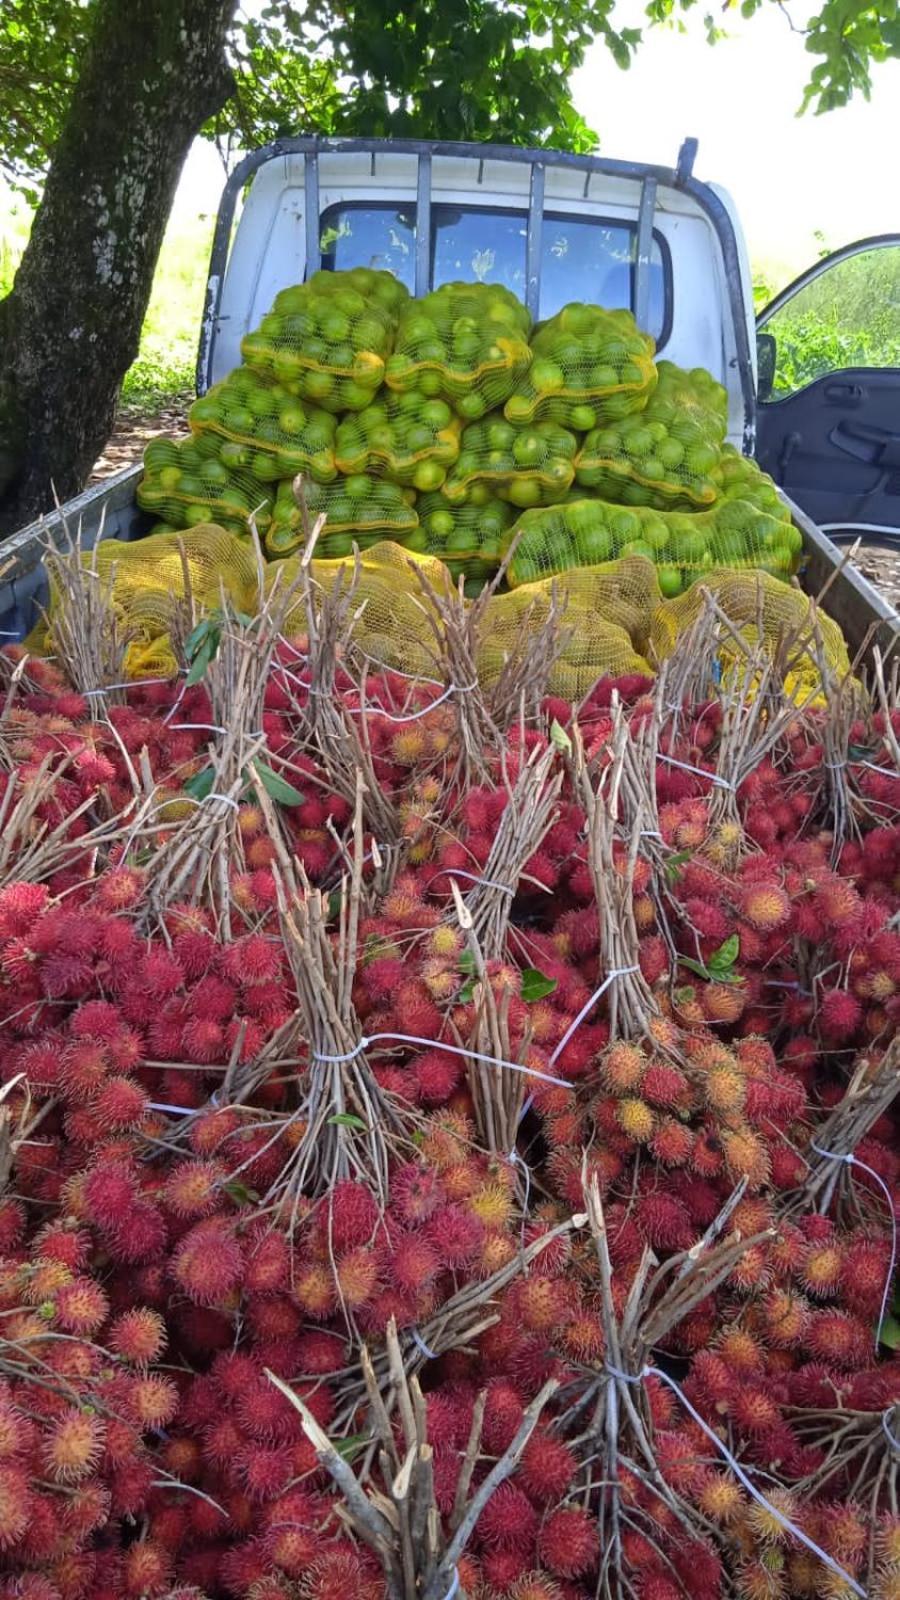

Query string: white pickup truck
2 136 898 658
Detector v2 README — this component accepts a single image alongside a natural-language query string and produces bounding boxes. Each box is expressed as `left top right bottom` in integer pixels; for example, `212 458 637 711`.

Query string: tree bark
0 0 237 534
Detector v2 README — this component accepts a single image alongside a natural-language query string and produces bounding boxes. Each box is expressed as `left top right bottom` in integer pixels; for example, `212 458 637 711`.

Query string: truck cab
1 136 897 658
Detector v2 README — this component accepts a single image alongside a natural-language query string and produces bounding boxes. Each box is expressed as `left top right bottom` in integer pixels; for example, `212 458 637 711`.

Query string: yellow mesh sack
189 367 338 484
442 413 578 508
505 304 657 430
717 445 793 523
241 269 409 414
29 525 260 680
479 559 658 698
407 492 517 578
574 360 728 510
385 283 533 420
503 496 802 596
334 389 461 490
137 437 274 539
265 540 452 677
648 567 852 686
265 476 419 559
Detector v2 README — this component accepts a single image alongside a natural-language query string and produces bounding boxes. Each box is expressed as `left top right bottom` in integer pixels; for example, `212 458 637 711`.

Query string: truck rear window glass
318 202 670 344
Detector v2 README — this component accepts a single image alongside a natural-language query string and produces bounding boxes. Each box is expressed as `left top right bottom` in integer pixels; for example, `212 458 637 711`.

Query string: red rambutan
538 1507 600 1578
170 1219 243 1306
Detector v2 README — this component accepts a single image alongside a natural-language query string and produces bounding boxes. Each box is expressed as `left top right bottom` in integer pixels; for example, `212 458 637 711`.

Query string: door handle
824 381 865 405
831 419 900 469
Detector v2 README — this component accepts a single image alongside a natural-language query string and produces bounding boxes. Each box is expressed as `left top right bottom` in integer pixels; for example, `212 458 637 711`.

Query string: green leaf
335 1433 371 1462
458 978 476 1004
327 1112 368 1130
327 888 343 921
708 934 740 972
549 718 572 754
224 1180 260 1206
459 950 476 974
679 956 711 981
521 966 558 1002
183 766 215 802
878 1312 900 1349
253 760 305 807
185 627 221 687
185 617 214 656
664 850 693 885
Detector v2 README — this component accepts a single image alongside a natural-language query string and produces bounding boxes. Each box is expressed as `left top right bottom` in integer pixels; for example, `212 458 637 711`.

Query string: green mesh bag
189 366 338 484
334 389 461 490
137 437 273 540
505 304 657 430
503 495 801 596
241 268 409 414
442 413 578 509
404 491 517 580
385 282 533 420
574 360 727 510
717 445 792 523
265 474 419 559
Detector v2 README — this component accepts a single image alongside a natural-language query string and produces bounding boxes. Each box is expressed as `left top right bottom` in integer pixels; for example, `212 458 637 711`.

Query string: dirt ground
92 408 900 616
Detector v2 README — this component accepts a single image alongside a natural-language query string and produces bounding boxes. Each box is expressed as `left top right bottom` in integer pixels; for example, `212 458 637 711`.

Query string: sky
166 1 899 291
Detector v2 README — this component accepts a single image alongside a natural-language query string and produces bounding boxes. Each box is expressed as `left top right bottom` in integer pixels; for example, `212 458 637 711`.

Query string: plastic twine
442 1570 460 1600
810 1140 898 1349
410 1328 438 1361
312 1032 574 1090
549 968 639 1069
605 1362 866 1597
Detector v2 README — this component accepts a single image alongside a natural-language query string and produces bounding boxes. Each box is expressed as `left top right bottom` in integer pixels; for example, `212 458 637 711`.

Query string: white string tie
658 753 734 791
312 1032 574 1089
549 968 638 1068
605 1362 865 1597
810 1140 897 1348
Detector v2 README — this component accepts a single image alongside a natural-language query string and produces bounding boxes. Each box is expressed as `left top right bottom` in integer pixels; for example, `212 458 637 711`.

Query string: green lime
658 566 684 598
530 359 565 394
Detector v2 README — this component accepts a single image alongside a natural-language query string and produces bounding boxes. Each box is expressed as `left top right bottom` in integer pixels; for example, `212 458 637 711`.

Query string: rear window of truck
317 202 671 343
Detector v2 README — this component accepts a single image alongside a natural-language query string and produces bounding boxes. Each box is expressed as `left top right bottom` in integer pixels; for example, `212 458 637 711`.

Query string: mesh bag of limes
136 268 799 595
502 495 802 597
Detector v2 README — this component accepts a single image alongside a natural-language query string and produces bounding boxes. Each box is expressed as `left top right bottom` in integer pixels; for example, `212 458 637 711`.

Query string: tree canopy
2 0 898 203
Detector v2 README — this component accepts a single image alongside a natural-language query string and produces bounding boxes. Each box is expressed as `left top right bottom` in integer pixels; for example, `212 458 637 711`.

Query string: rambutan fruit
171 1218 242 1306
54 1276 109 1334
696 1468 745 1525
518 1431 576 1504
717 1325 765 1375
818 988 863 1041
729 1386 781 1437
801 1241 844 1297
476 1481 538 1551
740 883 791 933
43 1409 104 1483
0 1460 31 1551
481 1381 525 1453
162 1158 225 1219
107 1200 168 1265
761 1288 809 1349
82 1159 138 1226
722 1127 770 1189
122 1540 172 1598
413 1049 463 1104
236 1442 295 1501
304 1547 384 1600
294 1262 337 1319
129 1373 179 1430
641 1061 689 1109
181 1017 225 1064
538 1507 600 1577
806 1309 871 1369
635 1191 693 1250
616 1097 656 1144
0 881 49 938
840 1234 893 1317
389 1232 441 1295
426 1204 484 1268
686 897 733 942
508 1575 564 1600
335 1247 380 1309
702 981 747 1024
92 1075 148 1131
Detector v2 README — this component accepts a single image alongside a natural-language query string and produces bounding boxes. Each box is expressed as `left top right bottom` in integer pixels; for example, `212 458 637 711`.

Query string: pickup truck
1 135 898 660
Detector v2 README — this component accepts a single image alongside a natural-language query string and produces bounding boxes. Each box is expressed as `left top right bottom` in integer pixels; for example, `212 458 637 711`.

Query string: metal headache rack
197 135 757 450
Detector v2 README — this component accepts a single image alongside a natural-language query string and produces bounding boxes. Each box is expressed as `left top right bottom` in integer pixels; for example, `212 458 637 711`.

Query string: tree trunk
0 0 237 534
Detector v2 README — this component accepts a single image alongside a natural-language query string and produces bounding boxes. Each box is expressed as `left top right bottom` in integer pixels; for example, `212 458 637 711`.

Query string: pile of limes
138 271 794 588
443 414 578 508
335 391 461 490
385 282 533 418
505 304 657 430
188 368 338 484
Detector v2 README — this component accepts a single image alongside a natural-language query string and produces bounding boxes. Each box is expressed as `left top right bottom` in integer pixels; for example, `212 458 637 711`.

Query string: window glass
763 244 900 399
318 201 670 342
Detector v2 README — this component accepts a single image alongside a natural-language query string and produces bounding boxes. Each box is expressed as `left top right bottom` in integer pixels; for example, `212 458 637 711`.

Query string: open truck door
755 235 900 544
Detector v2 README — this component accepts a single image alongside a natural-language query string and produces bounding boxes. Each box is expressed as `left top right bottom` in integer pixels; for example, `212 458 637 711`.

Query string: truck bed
1 466 897 665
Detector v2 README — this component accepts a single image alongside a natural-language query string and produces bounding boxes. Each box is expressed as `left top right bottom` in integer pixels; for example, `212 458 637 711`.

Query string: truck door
755 235 900 538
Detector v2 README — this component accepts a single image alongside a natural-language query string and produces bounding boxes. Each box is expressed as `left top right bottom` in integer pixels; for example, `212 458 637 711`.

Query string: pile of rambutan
0 614 897 1600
